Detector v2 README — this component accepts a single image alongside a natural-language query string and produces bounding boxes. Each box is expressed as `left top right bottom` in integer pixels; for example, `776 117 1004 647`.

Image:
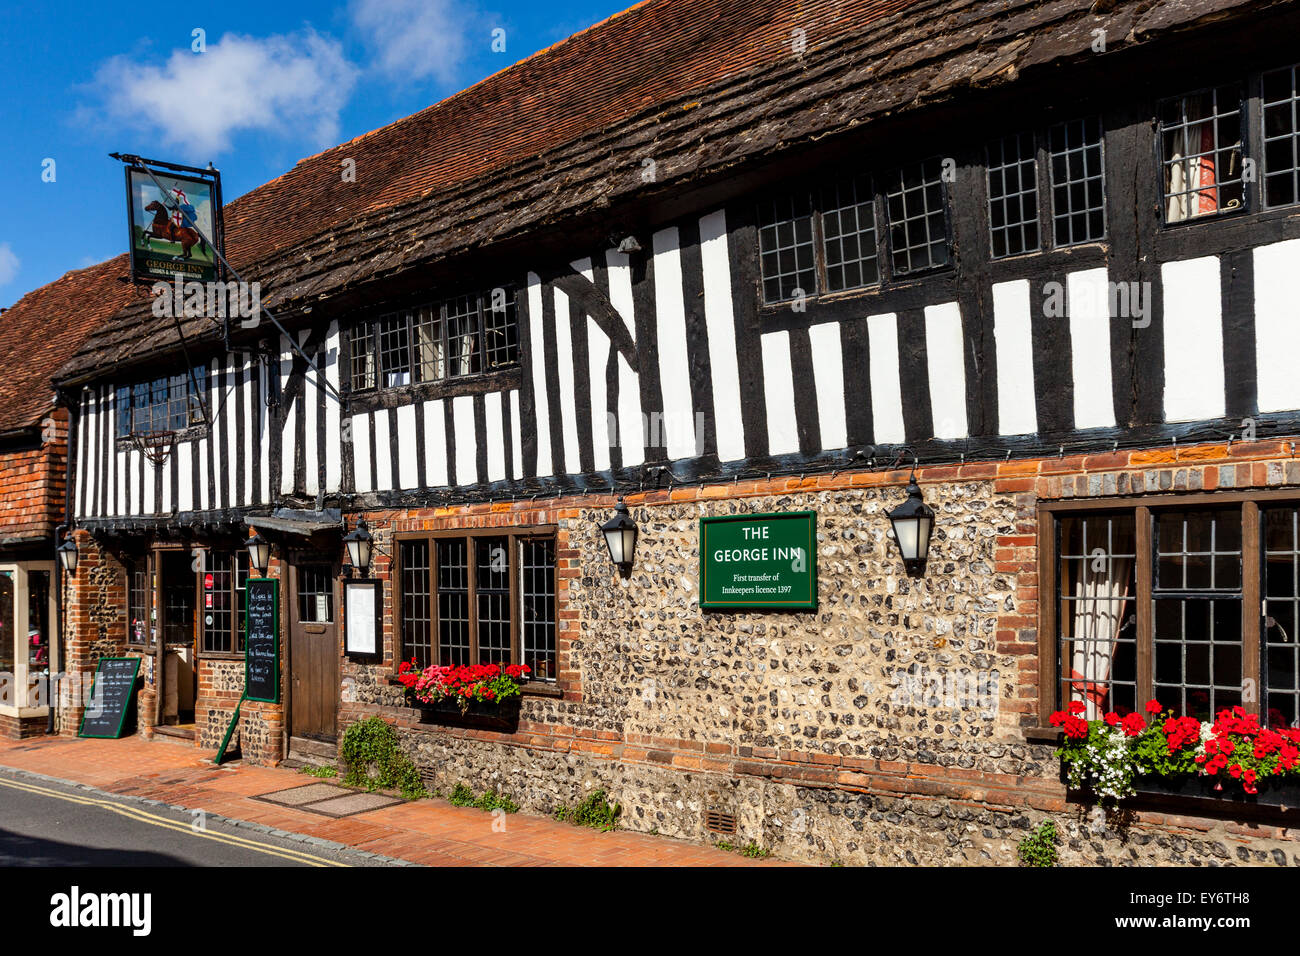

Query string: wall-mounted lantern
57 536 79 575
887 473 934 575
599 498 638 576
246 532 271 577
344 518 374 577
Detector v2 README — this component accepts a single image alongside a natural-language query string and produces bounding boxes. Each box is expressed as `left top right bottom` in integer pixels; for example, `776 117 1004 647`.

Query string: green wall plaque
699 511 817 611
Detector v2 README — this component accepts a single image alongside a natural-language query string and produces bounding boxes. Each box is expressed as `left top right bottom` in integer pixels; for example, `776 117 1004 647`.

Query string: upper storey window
1262 63 1300 209
114 368 208 437
985 118 1107 259
756 162 947 305
348 288 519 393
1160 85 1245 223
1048 117 1107 244
884 158 950 275
986 131 1040 258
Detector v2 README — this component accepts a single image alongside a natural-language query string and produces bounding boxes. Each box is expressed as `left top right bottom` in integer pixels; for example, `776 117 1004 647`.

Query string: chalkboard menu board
244 578 279 703
78 657 141 738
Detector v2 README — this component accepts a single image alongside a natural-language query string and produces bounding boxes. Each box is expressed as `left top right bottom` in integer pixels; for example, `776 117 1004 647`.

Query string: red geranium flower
1120 713 1146 737
1145 699 1163 715
1068 701 1087 715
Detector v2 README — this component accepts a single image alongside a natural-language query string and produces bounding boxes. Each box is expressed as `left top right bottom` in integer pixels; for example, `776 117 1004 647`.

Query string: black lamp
599 498 638 575
246 532 271 577
887 473 935 574
57 536 79 575
344 518 374 577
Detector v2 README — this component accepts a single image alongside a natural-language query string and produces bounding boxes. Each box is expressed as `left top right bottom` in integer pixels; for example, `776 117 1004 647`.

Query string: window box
411 694 522 730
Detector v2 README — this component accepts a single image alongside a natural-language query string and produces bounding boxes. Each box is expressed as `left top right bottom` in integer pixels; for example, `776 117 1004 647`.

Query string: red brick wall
0 410 67 545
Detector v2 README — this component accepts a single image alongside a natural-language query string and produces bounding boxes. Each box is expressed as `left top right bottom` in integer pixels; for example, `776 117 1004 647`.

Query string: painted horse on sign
143 200 206 261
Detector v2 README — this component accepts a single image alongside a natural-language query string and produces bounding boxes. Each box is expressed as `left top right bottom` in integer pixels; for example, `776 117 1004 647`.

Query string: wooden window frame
1034 490 1298 730
345 287 521 397
197 546 250 660
394 526 559 683
125 553 154 649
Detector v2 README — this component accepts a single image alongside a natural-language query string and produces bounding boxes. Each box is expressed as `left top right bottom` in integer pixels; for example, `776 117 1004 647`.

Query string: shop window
27 570 50 675
202 550 249 654
1262 63 1300 209
884 158 951 276
347 287 519 394
0 564 58 711
115 367 207 437
127 560 151 646
1048 117 1106 245
0 571 13 676
986 131 1041 259
1046 498 1299 729
398 531 556 679
1160 85 1244 223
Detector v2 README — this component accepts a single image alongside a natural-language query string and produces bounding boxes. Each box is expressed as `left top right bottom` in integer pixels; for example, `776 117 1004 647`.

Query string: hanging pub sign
699 511 818 611
118 154 224 284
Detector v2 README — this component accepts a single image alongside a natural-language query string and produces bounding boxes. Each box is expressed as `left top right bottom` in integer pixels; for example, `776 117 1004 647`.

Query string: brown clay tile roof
51 0 1281 385
0 255 145 434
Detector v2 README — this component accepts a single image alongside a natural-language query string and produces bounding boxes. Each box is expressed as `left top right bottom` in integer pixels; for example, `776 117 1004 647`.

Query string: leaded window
347 288 519 393
757 192 817 303
116 368 207 436
986 132 1040 258
1048 117 1107 245
885 158 951 275
1160 86 1245 223
201 549 249 654
398 531 556 677
1046 499 1300 729
1262 63 1300 209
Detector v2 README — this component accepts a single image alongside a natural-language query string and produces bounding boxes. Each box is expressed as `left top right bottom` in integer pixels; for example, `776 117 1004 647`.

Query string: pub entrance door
157 550 197 733
287 555 340 752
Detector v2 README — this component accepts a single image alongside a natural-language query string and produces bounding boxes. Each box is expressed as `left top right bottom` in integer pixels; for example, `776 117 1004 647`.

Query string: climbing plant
340 716 427 800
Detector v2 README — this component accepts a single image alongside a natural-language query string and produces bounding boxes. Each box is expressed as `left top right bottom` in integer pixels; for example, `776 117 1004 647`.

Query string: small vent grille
704 808 737 834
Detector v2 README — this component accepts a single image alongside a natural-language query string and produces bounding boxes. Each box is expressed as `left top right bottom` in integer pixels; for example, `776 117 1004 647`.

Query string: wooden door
288 558 340 742
158 550 197 723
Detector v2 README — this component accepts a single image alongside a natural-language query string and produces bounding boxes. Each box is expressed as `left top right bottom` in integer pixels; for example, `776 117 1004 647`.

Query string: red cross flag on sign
170 186 188 227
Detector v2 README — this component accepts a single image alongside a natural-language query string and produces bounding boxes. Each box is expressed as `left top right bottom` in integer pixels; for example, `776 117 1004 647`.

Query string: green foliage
445 782 519 813
297 764 337 779
1017 820 1059 867
448 782 477 807
475 788 520 813
714 840 734 852
739 841 771 859
340 716 427 800
553 789 621 831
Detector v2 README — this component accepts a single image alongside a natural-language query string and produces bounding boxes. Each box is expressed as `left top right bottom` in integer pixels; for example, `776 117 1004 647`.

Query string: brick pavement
0 735 794 866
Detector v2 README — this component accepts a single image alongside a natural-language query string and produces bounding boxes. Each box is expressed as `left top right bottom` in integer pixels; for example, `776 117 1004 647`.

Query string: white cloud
91 29 359 156
0 244 18 287
351 0 478 87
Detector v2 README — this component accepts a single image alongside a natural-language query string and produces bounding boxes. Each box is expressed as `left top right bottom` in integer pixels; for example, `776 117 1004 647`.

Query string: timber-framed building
38 0 1300 863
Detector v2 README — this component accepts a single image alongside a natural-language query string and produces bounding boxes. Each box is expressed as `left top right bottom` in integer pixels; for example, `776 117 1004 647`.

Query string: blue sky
0 0 630 308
